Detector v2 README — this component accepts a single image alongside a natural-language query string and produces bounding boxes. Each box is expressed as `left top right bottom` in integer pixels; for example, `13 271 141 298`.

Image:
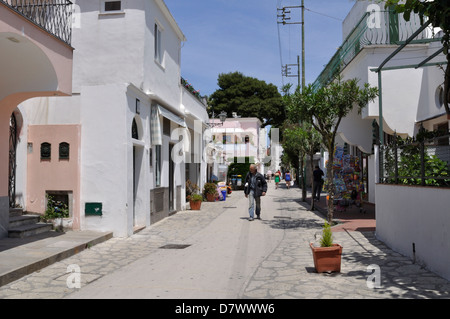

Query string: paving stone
1 186 449 299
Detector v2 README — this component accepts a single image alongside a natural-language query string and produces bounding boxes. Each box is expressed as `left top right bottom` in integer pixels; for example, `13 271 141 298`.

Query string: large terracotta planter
190 200 202 210
310 243 343 273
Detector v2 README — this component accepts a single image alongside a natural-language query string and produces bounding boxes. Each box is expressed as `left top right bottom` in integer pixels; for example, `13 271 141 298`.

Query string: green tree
287 78 378 223
209 72 286 128
281 86 323 208
300 122 323 211
281 122 305 199
384 0 450 115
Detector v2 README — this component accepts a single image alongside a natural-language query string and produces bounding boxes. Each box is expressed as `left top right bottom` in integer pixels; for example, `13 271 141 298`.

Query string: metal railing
0 0 73 45
312 10 440 90
381 134 450 187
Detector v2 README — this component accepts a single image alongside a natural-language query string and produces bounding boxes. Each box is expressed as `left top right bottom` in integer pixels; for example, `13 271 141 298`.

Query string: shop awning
158 104 187 128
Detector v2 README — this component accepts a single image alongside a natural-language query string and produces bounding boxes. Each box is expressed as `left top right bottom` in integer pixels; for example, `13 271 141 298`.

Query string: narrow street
0 182 449 299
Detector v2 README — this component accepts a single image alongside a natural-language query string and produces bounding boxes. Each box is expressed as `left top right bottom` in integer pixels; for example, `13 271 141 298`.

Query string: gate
9 113 17 208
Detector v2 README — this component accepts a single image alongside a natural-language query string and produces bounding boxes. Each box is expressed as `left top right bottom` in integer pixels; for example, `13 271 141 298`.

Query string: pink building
210 117 268 176
0 0 74 238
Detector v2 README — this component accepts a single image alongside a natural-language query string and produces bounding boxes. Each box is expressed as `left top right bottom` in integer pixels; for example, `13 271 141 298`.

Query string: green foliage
43 194 69 220
286 78 379 151
187 193 203 202
203 183 219 196
285 78 378 222
186 180 201 202
280 122 304 169
209 72 286 128
384 135 450 187
320 221 334 248
227 157 254 179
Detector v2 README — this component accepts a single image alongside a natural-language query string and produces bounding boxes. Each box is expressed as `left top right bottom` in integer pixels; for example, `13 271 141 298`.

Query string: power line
277 21 286 87
304 7 343 22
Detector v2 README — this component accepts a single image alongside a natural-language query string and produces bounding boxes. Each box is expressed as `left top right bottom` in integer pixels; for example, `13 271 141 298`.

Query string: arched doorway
8 113 17 208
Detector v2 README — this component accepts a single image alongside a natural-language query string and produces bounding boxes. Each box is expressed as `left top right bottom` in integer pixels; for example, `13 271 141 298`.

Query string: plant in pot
42 194 70 232
310 221 343 273
186 180 203 210
187 193 203 210
203 183 219 202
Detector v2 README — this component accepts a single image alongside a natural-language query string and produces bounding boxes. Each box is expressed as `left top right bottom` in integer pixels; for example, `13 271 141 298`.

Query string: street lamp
209 111 227 127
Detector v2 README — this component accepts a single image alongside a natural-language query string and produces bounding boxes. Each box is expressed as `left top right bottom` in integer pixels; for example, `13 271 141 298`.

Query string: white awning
158 104 186 128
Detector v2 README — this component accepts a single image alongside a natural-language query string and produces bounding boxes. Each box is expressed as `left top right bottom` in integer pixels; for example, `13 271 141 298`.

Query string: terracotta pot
190 200 202 210
206 193 216 202
310 243 343 273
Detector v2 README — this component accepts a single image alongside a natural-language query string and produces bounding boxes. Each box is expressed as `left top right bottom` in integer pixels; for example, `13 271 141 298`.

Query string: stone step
9 208 23 218
8 223 53 239
9 215 41 228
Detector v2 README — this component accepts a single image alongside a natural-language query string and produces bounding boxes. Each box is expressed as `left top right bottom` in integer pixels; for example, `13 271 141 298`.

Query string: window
154 23 162 65
135 99 140 115
222 135 232 144
132 119 139 140
155 145 161 187
104 1 121 12
41 142 51 160
435 85 448 110
163 117 171 136
59 142 70 160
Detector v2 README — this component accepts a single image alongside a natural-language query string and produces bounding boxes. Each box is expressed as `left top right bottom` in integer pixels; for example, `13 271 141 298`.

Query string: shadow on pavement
0 231 64 253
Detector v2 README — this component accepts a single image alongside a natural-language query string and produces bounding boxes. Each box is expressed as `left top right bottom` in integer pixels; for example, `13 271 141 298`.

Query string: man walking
313 165 324 201
244 164 267 221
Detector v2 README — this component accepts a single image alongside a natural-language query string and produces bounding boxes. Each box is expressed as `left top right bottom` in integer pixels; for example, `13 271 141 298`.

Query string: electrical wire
277 0 286 86
304 7 343 22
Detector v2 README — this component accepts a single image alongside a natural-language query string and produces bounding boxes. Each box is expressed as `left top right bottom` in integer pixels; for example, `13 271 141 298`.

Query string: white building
16 0 208 237
314 0 447 204
315 0 450 281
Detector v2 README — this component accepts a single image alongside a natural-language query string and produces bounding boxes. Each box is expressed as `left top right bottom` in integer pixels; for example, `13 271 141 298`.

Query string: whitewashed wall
376 184 450 281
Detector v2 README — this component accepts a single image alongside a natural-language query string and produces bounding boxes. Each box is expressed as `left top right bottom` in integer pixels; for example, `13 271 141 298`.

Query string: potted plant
187 193 203 210
186 180 203 210
309 221 343 273
203 183 219 202
42 194 71 232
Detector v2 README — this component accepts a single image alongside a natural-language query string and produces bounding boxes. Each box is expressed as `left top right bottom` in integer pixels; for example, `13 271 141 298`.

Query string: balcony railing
312 10 441 90
0 0 73 45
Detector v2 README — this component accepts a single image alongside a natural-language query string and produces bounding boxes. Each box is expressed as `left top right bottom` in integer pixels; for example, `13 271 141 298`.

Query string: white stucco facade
16 0 208 237
376 184 450 281
316 1 448 204
316 1 450 280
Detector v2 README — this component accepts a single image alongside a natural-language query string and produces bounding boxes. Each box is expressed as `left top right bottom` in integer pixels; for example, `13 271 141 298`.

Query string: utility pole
301 0 305 92
281 56 301 88
277 1 305 92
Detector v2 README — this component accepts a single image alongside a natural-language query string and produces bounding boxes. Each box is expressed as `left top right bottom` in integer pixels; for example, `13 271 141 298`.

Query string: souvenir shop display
327 146 364 211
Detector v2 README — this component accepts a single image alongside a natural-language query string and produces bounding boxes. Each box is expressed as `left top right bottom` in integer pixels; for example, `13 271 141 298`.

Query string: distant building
209 117 269 179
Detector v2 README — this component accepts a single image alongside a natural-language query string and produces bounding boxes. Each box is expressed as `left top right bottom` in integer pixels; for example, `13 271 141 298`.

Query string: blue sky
165 0 358 97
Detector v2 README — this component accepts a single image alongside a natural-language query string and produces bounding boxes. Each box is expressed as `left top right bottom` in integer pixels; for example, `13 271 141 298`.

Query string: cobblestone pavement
0 184 449 299
241 193 450 299
0 202 225 299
